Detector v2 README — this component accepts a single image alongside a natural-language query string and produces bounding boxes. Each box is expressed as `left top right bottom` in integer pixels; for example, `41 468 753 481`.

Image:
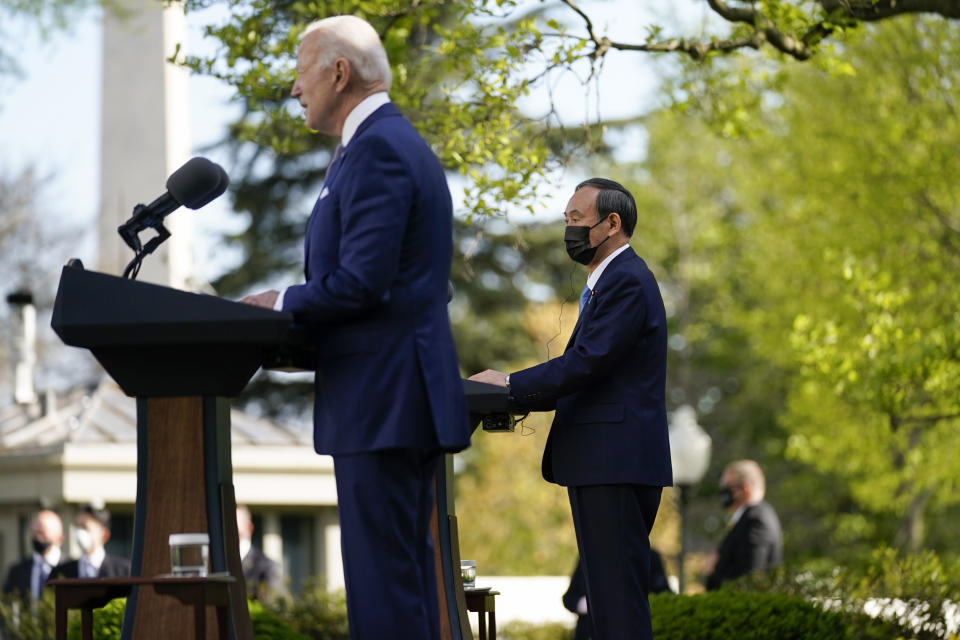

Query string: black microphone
118 157 229 244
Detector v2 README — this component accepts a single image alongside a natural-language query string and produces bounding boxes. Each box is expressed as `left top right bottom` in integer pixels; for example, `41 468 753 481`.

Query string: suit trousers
568 484 662 640
334 448 441 640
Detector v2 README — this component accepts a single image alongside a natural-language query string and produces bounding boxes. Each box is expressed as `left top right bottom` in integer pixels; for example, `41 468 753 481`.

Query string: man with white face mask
52 504 130 579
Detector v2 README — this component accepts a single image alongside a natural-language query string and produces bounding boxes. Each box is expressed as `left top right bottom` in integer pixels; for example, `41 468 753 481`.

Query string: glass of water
169 533 210 577
460 559 476 589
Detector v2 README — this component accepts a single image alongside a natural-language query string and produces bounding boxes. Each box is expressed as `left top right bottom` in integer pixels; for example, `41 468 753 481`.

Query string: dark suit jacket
242 546 281 600
51 554 130 579
282 102 470 456
509 247 672 487
707 500 783 590
2 558 34 598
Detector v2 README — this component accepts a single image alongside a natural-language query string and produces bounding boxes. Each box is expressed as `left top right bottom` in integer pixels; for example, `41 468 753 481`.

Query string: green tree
721 16 960 552
578 14 960 563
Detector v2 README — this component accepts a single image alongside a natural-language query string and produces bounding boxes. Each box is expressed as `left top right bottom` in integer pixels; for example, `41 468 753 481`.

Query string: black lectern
52 262 511 640
52 263 311 640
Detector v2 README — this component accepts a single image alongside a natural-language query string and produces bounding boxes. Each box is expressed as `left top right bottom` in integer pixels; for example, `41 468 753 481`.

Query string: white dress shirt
586 242 631 292
79 546 106 578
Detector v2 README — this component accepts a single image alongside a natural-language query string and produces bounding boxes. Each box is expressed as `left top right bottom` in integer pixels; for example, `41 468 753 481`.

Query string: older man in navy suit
471 178 672 640
242 15 470 640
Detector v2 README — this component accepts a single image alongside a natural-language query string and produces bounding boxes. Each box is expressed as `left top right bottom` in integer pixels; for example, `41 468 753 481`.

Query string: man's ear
334 58 350 91
606 212 622 235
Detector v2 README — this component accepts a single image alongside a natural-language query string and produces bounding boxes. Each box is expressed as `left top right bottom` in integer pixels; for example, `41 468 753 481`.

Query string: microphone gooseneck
118 157 230 280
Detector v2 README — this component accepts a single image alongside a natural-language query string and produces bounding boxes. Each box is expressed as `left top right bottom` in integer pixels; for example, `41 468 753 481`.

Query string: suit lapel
303 103 404 280
565 291 595 351
563 247 635 352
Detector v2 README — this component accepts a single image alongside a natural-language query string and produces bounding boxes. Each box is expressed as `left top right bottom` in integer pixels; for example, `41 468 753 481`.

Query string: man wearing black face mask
2 510 66 600
706 460 782 590
470 178 671 640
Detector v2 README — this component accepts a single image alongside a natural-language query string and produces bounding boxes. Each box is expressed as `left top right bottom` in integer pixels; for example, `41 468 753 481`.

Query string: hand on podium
468 369 508 387
239 290 279 309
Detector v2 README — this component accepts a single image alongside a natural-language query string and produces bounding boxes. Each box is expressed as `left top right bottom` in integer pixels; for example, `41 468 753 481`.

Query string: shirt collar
341 92 390 147
730 500 761 526
239 538 252 561
586 243 630 291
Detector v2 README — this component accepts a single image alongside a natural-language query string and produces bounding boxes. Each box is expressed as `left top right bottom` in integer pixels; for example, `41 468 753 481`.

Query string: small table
47 574 235 640
463 588 499 640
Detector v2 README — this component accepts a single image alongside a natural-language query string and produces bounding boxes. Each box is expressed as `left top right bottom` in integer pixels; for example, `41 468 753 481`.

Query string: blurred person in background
236 505 283 601
2 510 66 599
52 503 129 578
705 459 782 590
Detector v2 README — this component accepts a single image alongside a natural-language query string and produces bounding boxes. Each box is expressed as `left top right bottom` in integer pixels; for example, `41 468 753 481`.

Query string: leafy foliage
0 590 56 640
261 578 350 640
54 596 316 640
727 16 960 551
648 589 902 640
730 548 960 640
175 0 557 296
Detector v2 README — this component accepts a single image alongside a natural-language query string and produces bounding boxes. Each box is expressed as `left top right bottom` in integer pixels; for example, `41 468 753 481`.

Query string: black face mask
31 538 52 555
564 219 610 265
719 486 735 509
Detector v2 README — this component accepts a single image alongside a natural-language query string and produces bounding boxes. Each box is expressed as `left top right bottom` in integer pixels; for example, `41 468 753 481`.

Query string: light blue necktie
579 285 592 315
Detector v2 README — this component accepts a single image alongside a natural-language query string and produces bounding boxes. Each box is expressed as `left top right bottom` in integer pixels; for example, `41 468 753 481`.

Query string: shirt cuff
273 288 286 311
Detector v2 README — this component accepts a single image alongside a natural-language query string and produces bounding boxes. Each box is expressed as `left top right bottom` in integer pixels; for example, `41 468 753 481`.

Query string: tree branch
899 411 960 425
706 0 758 24
556 0 959 63
819 0 960 21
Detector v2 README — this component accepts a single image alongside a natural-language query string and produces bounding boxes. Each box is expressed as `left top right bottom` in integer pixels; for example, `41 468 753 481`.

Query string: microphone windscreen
166 157 230 209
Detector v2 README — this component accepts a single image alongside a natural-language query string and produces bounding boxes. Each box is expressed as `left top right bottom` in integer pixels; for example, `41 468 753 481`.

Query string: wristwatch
504 374 511 392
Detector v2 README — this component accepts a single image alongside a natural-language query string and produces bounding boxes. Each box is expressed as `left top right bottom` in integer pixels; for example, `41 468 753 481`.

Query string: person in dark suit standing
471 178 672 640
52 504 130 579
705 459 783 590
2 510 66 600
235 505 283 601
240 15 470 640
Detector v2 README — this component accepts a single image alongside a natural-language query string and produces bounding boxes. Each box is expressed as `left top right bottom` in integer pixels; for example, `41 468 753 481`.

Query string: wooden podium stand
52 262 511 640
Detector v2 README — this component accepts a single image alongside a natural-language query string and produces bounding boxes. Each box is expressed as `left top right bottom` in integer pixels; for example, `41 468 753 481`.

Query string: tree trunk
896 489 931 551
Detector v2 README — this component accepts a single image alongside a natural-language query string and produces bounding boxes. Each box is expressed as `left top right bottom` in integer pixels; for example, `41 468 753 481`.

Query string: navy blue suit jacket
509 247 672 487
282 103 470 456
706 501 783 590
2 558 33 597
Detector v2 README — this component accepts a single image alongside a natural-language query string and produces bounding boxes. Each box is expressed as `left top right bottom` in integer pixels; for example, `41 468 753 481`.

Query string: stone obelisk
98 0 192 287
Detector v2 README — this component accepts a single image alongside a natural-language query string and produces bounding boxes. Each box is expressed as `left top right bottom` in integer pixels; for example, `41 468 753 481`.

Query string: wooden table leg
81 609 93 640
489 610 496 640
193 603 206 639
55 594 68 640
217 603 230 640
478 608 487 640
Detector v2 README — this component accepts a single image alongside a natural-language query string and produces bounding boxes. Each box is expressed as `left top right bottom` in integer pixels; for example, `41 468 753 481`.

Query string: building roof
0 379 335 507
0 378 312 456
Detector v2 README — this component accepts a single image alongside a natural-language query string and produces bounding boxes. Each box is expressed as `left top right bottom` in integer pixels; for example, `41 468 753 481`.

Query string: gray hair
725 459 766 500
303 16 392 91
